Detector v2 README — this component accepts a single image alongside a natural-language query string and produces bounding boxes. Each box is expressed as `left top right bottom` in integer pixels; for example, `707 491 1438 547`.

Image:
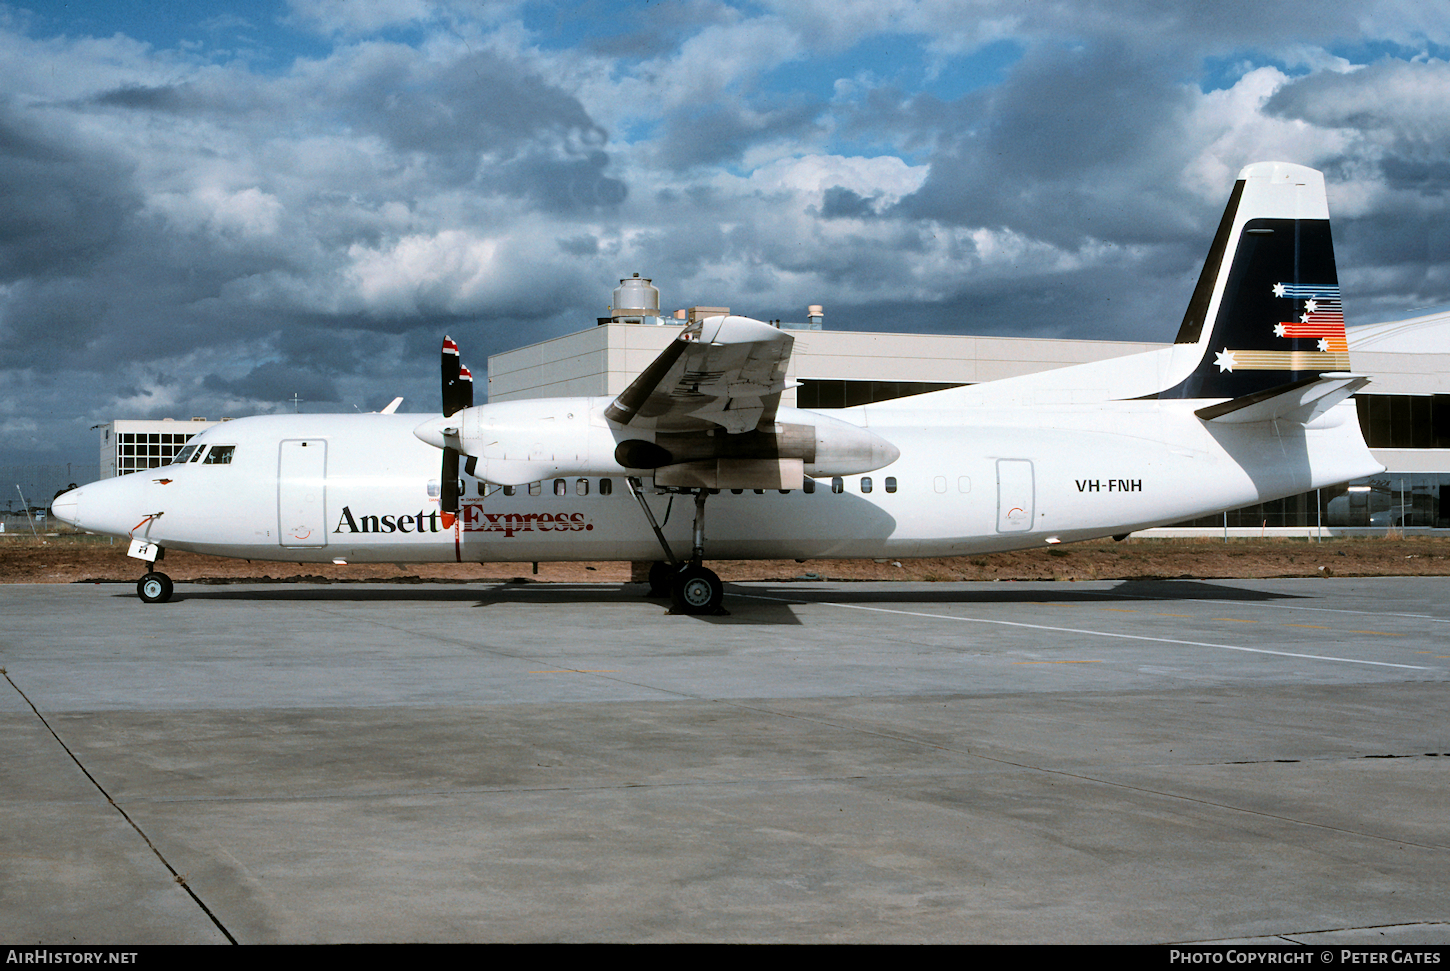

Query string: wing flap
605 315 793 434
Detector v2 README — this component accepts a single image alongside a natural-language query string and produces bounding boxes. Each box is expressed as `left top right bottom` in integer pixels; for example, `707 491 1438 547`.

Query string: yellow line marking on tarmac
1346 631 1405 637
1286 624 1331 629
1213 618 1257 623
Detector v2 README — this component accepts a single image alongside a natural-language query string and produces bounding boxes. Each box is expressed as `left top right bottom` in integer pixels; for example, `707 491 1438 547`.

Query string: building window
796 380 966 409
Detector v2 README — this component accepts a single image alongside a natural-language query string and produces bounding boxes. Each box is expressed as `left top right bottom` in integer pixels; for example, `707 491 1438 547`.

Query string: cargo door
279 439 327 547
996 459 1035 533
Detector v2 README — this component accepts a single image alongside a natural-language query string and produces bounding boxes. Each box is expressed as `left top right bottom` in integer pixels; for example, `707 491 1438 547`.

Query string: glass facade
796 379 963 409
1172 393 1450 528
115 432 198 476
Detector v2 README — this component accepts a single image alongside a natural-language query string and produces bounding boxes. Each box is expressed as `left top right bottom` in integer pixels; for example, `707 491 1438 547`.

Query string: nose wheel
137 571 174 604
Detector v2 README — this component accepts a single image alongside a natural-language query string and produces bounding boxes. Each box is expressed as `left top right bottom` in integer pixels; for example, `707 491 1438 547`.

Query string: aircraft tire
647 560 674 597
137 572 174 604
671 565 723 614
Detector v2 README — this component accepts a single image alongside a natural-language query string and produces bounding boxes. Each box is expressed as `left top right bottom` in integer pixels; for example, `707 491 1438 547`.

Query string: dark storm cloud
892 41 1201 247
658 101 825 169
330 48 626 208
818 186 880 219
203 362 342 404
0 99 137 283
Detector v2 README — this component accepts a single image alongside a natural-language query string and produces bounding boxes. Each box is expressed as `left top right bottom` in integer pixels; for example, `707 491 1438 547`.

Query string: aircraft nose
51 487 81 528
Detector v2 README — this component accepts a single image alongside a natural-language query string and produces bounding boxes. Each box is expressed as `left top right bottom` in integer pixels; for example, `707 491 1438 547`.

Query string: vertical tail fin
1157 162 1350 400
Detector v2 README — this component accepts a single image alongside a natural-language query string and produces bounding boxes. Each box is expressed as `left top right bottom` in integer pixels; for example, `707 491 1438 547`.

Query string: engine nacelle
414 399 899 487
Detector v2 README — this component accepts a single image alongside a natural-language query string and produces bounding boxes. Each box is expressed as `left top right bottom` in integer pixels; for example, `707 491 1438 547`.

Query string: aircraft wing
604 315 793 434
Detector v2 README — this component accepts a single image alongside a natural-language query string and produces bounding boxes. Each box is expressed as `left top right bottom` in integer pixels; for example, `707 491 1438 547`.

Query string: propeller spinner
439 336 473 529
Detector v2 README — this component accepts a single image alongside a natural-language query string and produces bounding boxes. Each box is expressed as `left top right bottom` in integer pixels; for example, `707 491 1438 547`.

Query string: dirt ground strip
5 533 1450 584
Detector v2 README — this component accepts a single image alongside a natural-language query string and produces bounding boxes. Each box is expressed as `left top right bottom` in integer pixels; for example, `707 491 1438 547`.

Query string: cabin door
996 459 1035 533
278 439 328 548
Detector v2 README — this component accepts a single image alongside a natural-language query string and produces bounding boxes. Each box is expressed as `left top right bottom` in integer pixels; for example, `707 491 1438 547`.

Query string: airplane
51 161 1383 613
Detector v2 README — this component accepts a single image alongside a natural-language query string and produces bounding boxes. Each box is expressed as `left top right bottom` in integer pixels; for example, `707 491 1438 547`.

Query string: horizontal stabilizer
1195 372 1369 424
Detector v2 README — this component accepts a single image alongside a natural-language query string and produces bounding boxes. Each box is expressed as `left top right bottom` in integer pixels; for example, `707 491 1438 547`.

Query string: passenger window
885 477 897 493
831 477 844 494
731 489 743 495
576 478 589 496
803 478 815 494
503 485 516 497
860 477 873 494
202 445 235 465
934 476 947 494
599 478 612 496
958 476 971 493
553 478 566 496
753 489 764 495
528 482 541 497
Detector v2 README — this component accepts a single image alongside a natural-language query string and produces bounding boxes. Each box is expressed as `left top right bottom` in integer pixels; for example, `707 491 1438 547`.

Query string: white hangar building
485 276 1450 533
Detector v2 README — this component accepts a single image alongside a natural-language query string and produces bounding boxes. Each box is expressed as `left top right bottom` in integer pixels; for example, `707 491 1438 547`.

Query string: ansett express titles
334 505 593 538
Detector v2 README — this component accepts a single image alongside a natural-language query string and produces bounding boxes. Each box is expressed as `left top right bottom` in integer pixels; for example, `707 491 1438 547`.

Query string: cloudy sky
2 0 1448 465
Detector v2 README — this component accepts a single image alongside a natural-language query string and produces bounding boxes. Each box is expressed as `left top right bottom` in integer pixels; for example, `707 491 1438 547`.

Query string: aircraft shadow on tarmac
109 577 1312 627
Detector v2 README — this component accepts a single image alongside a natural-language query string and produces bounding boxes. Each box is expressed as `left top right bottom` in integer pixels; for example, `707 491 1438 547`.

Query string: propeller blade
442 336 473 417
441 447 460 529
438 335 473 530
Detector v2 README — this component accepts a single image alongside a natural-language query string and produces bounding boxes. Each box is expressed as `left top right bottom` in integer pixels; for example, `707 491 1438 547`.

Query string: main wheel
671 565 723 614
647 560 674 597
137 571 174 604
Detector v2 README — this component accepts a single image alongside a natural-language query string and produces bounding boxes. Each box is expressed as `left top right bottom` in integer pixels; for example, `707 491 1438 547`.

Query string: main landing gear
137 570 174 603
627 478 726 615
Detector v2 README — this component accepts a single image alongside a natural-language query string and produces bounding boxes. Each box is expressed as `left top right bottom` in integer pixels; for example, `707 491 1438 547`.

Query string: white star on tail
1214 348 1236 372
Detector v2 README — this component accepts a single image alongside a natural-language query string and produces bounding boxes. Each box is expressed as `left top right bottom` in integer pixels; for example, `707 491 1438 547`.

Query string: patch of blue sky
1197 51 1299 92
758 34 1022 103
1198 38 1448 93
17 0 332 69
520 0 691 56
1324 37 1450 66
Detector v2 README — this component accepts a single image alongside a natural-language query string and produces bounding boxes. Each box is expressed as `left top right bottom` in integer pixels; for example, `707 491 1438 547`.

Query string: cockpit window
172 444 199 465
202 445 235 465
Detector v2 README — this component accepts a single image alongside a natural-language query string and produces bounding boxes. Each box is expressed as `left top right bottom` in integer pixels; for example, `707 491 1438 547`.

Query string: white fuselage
54 390 1381 564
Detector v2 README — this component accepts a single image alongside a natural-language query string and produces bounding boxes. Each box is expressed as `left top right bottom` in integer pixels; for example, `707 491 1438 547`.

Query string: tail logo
1212 282 1349 374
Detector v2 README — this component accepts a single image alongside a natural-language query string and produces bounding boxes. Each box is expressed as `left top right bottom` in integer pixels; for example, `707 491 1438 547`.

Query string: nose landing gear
137 570 174 603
